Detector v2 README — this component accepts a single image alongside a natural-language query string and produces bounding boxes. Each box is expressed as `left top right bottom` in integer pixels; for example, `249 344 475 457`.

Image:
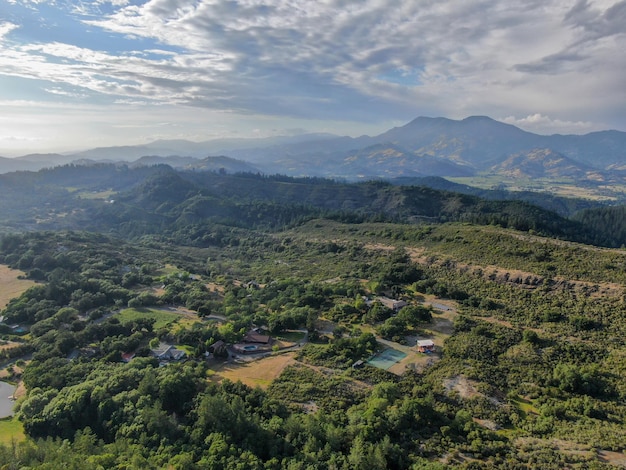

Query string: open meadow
116 307 188 330
0 417 24 445
209 353 297 389
0 265 35 311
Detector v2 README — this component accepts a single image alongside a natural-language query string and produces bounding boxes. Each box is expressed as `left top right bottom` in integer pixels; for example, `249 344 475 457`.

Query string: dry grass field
209 353 297 389
0 265 36 310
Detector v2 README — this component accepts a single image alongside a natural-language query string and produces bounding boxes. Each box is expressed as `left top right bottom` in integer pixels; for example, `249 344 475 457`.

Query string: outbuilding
417 339 435 353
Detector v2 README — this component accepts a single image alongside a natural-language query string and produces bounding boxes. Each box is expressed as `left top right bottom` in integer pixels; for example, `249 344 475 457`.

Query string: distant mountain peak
405 116 453 126
462 115 496 122
1 115 624 179
406 115 497 126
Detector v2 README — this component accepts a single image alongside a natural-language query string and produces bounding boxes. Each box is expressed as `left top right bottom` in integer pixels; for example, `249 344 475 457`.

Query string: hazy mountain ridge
1 116 625 180
488 148 597 179
0 162 600 245
129 155 260 173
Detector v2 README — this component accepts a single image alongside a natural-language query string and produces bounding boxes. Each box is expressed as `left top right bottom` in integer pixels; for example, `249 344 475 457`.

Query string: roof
151 342 186 360
209 340 227 352
244 332 271 344
121 352 136 362
377 297 408 310
417 340 435 347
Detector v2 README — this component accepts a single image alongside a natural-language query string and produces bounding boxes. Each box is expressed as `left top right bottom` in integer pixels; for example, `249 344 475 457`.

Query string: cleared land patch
209 353 296 389
0 417 25 445
116 307 181 330
0 265 36 310
76 189 116 200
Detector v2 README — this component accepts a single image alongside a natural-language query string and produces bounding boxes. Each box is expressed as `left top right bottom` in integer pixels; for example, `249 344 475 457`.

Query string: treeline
391 176 602 217
572 204 626 247
0 163 622 248
88 169 603 246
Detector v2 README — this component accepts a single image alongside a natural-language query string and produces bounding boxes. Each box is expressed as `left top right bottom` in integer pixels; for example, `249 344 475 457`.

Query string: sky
0 0 625 156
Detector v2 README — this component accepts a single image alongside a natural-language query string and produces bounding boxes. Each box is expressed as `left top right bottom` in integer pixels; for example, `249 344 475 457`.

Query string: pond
0 382 17 418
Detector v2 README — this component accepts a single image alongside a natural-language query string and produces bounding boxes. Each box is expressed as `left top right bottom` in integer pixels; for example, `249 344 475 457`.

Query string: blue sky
0 0 625 155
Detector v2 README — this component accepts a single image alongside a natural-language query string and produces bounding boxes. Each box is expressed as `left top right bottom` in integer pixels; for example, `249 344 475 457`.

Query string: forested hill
0 163 618 246
3 164 626 467
89 169 596 245
390 176 600 217
573 205 626 247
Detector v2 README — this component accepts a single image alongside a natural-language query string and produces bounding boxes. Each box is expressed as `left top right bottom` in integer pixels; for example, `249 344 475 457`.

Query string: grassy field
449 176 625 201
116 307 181 330
274 331 306 342
154 264 179 277
0 265 36 310
510 396 540 418
75 189 117 200
0 417 25 445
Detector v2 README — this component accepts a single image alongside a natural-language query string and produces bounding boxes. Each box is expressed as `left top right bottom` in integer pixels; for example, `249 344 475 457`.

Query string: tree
397 305 432 325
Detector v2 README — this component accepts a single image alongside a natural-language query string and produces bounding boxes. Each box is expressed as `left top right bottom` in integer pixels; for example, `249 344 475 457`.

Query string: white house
151 342 186 361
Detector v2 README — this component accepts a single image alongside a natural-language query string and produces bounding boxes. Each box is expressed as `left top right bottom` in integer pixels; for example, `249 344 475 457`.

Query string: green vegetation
117 307 180 330
0 163 622 246
0 164 625 467
0 417 25 445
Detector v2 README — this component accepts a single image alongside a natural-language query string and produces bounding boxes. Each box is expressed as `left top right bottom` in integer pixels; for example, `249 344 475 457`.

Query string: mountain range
2 116 625 181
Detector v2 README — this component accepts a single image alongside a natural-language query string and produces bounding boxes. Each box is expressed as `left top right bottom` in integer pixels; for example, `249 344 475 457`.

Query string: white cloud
6 0 50 4
76 0 626 125
0 22 19 40
97 0 129 5
0 135 42 142
43 86 88 98
0 0 625 152
502 114 599 134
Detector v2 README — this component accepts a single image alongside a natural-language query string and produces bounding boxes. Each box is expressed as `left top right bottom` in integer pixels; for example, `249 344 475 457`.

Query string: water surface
0 381 17 418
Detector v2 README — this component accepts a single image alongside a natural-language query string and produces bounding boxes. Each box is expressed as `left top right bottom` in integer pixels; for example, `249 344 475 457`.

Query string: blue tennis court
367 348 407 370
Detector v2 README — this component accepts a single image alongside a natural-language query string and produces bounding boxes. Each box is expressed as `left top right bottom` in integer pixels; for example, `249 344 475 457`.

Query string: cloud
564 0 626 39
515 0 626 75
0 0 625 140
0 22 19 40
0 135 42 142
43 86 88 98
502 114 597 134
73 2 504 116
77 0 626 122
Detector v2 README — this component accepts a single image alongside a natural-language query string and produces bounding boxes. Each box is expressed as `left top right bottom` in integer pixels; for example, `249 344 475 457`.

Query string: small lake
0 382 16 418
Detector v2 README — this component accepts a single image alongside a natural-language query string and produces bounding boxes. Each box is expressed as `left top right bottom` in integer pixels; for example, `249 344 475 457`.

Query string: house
231 329 273 354
151 342 186 361
416 339 435 353
377 297 407 312
121 352 136 363
243 330 272 344
208 340 228 356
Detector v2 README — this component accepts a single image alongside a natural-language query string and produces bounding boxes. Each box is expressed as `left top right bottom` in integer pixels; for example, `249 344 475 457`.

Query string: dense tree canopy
0 166 624 467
